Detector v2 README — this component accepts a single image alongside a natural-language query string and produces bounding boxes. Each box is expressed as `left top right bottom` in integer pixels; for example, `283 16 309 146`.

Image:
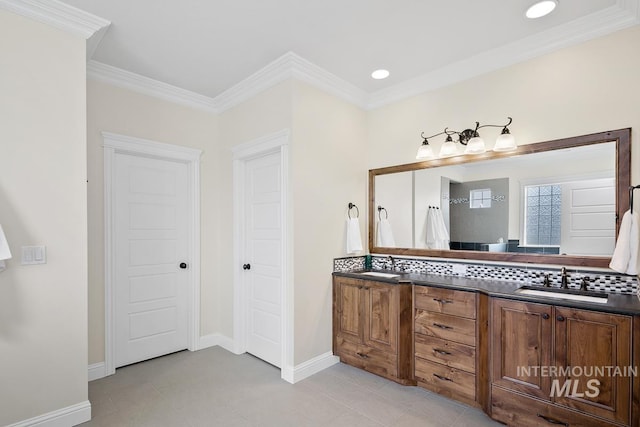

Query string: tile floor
82 347 502 426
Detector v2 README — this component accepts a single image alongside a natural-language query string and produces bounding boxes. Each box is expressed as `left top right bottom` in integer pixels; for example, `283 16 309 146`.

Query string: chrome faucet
561 267 569 289
386 256 395 271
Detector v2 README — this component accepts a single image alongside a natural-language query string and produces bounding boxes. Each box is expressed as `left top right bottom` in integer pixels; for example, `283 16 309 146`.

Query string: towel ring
631 185 640 214
348 203 359 219
377 206 388 220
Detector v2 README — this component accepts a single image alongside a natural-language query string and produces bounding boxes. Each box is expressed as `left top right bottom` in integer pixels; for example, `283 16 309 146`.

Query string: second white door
244 152 282 367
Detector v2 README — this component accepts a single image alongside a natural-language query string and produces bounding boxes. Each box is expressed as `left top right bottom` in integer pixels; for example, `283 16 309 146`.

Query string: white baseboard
198 333 238 354
6 400 91 427
282 351 339 384
88 362 106 382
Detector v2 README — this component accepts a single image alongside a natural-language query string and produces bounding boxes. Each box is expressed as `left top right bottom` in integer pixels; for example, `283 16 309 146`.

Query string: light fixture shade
439 139 459 158
526 0 557 19
416 144 435 160
493 133 517 152
465 136 486 154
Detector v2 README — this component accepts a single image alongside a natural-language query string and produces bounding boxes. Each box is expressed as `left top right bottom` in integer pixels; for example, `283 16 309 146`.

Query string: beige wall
291 81 367 364
86 80 218 364
0 10 88 425
367 25 640 204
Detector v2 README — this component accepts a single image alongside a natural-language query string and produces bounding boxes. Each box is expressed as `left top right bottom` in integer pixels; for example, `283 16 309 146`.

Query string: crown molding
367 0 640 109
213 51 369 112
87 60 219 113
82 0 639 114
0 0 110 39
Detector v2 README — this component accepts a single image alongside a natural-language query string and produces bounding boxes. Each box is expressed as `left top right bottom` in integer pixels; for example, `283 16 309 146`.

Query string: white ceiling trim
0 0 110 39
87 60 219 113
213 52 369 112
82 0 639 115
367 0 640 109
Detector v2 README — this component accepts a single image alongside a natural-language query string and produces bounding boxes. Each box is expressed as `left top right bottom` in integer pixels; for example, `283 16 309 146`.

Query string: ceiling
62 0 634 102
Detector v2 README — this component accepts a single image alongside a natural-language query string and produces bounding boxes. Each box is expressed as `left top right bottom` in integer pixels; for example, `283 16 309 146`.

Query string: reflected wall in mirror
369 129 631 268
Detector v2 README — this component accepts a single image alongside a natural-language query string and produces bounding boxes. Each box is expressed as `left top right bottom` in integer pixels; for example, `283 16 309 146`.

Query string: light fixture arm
477 116 513 134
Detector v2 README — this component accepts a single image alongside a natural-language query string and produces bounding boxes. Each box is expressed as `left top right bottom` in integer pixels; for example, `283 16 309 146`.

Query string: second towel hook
631 185 640 214
378 205 388 220
348 202 359 219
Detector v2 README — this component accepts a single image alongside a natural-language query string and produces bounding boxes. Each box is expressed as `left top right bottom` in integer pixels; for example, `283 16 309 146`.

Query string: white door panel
560 178 616 256
245 152 282 367
115 153 189 367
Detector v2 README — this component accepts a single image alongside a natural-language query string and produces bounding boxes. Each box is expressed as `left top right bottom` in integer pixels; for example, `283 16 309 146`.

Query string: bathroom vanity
332 271 640 427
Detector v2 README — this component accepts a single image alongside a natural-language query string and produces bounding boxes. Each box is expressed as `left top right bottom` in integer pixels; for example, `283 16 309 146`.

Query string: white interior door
244 152 282 367
114 153 190 368
560 177 616 255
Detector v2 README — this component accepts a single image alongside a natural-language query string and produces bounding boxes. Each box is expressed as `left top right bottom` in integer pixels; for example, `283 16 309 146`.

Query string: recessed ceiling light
371 69 390 80
526 0 558 19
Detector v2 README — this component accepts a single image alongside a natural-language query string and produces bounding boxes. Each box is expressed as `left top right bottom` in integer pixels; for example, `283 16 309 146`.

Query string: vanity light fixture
417 117 516 160
526 0 558 19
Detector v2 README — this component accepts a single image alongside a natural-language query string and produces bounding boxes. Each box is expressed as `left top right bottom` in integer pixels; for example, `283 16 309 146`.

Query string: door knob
243 264 251 270
179 262 188 269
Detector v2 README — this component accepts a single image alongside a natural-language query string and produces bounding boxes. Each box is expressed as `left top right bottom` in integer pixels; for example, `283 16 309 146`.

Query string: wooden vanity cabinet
491 298 633 427
332 276 414 385
413 285 488 409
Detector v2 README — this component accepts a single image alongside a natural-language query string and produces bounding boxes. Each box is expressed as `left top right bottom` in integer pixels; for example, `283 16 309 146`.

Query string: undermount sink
359 271 401 279
516 287 608 304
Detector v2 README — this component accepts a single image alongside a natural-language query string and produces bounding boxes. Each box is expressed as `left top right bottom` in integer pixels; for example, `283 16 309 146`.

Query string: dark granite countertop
333 270 640 316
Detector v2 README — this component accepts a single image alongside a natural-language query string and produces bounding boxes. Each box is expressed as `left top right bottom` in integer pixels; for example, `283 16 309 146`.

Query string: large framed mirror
369 129 631 268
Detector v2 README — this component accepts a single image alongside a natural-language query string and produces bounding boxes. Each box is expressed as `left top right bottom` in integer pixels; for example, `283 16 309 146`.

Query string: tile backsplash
333 255 638 295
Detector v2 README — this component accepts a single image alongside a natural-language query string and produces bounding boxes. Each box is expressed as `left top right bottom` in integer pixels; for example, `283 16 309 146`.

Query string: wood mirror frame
368 128 631 268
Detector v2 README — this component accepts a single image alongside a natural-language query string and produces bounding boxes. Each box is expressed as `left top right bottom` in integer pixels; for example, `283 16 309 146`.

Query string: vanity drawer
415 358 475 404
414 286 476 319
491 386 618 427
414 309 476 346
336 338 397 379
414 333 475 373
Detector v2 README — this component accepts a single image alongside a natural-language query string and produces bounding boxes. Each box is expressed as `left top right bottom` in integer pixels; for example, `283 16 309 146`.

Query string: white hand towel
0 224 11 261
426 209 438 249
609 210 640 274
435 208 450 250
376 219 396 247
346 218 363 254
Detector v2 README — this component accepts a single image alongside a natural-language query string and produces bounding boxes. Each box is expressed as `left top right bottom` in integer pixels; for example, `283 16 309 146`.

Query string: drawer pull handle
433 373 453 382
433 323 453 330
433 298 453 304
356 352 369 359
536 414 568 426
433 348 452 356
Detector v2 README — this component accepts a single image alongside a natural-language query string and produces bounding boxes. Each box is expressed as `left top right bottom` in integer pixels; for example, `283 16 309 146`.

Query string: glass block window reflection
525 184 562 245
470 189 492 209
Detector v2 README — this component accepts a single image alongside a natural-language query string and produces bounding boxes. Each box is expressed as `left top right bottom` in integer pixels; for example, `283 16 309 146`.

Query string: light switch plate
452 263 467 276
21 246 46 265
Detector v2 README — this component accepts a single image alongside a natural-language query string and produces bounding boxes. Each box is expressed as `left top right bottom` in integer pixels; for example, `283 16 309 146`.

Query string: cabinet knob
542 313 550 320
556 315 565 322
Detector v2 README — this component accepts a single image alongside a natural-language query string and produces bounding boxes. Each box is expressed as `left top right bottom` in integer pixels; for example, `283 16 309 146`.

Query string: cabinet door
363 281 398 354
334 277 364 345
554 307 631 425
491 298 553 400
